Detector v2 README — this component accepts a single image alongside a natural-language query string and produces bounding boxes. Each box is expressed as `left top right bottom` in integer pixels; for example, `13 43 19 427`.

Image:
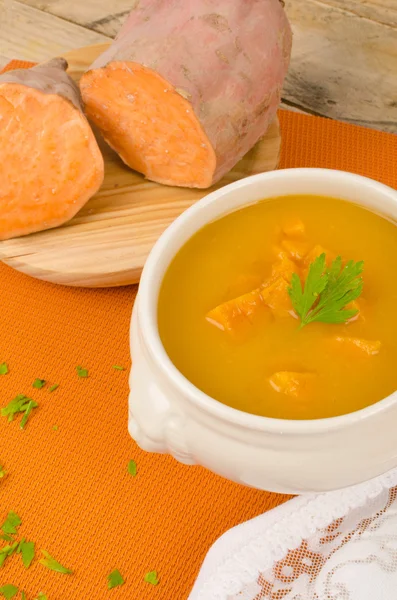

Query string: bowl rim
137 167 397 433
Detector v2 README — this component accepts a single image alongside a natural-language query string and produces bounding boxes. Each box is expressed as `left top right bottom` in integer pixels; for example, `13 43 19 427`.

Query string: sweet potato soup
158 195 397 420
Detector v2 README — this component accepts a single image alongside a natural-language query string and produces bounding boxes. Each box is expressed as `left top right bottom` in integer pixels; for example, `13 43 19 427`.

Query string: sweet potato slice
270 250 298 283
260 277 296 318
335 337 381 356
0 58 104 240
281 239 310 262
79 0 292 188
269 371 315 397
206 288 267 332
304 245 333 267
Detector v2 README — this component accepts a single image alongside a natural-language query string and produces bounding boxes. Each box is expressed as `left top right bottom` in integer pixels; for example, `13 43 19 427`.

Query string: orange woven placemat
0 61 396 600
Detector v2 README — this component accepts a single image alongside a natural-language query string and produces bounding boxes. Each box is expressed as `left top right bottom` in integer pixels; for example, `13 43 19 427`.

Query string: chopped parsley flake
1 511 21 535
48 384 59 393
112 365 125 371
108 569 125 589
52 425 59 431
21 540 35 569
39 550 72 574
32 379 46 389
16 537 25 554
144 571 159 586
0 466 6 479
1 395 38 424
76 366 88 378
20 401 34 430
127 460 137 477
0 364 9 376
0 584 18 599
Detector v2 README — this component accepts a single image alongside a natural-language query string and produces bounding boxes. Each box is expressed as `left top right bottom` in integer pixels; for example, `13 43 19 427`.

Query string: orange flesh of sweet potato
304 245 333 267
0 59 104 240
260 277 296 318
79 0 292 188
80 62 216 188
269 371 315 397
270 251 298 283
335 336 381 356
206 255 298 332
206 288 266 332
281 239 310 262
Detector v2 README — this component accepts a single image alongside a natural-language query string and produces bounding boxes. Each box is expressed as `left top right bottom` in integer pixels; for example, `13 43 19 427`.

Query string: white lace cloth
188 468 397 600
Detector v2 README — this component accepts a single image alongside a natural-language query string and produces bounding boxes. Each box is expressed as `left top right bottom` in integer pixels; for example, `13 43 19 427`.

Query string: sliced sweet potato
206 288 267 332
270 250 298 283
281 239 310 262
269 371 315 397
335 336 381 356
304 245 333 267
79 0 292 188
260 277 295 318
0 58 104 240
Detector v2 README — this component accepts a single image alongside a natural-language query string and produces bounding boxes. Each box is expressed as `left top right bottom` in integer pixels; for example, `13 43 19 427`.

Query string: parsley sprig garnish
288 253 364 328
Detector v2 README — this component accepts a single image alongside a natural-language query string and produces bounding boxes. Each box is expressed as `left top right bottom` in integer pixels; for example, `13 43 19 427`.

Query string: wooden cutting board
0 44 281 288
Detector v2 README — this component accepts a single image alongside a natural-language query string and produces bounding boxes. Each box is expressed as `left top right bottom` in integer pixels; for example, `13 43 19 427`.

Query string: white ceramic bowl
129 168 397 494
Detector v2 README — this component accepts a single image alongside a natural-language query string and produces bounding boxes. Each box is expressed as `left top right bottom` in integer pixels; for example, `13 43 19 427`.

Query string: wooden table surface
0 0 396 133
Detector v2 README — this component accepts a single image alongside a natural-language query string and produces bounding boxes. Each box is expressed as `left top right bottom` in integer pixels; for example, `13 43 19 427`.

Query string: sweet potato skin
0 58 82 110
81 0 292 187
0 59 104 240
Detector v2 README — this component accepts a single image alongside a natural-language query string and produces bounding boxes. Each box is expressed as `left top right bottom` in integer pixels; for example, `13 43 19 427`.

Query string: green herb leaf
48 384 59 393
127 460 137 477
34 594 47 600
288 253 328 324
21 540 35 569
0 364 9 376
1 396 38 424
32 379 46 389
107 569 125 589
112 365 125 371
0 535 12 542
52 425 59 431
20 401 34 430
288 254 364 328
1 512 21 535
144 571 159 586
16 538 25 554
21 593 26 600
0 466 6 479
7 541 19 557
39 550 72 574
0 584 18 599
76 366 88 378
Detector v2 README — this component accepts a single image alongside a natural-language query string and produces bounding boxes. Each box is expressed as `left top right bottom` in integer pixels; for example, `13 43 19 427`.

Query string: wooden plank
283 0 397 132
315 0 397 28
15 0 134 37
0 0 110 64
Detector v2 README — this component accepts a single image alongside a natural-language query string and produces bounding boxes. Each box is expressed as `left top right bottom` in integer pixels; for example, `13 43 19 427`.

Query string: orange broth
158 195 397 419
